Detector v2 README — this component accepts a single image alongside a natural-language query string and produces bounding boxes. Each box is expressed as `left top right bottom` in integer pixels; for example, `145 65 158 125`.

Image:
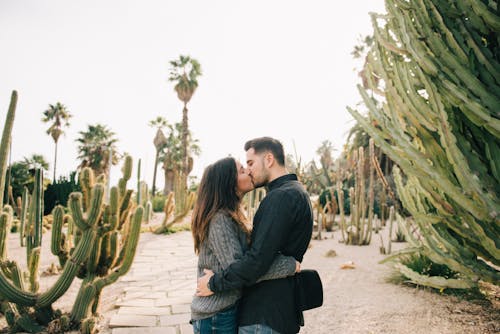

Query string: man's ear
264 152 274 168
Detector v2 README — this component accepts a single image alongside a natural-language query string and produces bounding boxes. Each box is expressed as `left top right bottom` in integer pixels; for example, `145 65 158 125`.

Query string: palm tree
148 116 170 195
161 122 201 195
8 154 50 197
42 102 72 182
316 140 336 187
168 55 202 211
23 154 49 172
75 124 119 176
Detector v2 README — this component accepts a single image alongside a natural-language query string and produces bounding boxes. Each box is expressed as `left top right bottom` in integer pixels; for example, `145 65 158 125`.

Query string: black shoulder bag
295 269 323 311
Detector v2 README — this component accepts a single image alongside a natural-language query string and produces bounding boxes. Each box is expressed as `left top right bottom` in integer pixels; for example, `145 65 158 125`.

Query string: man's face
246 148 270 188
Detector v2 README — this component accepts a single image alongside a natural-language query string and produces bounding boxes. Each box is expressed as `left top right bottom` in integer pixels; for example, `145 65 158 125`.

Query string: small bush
152 195 167 212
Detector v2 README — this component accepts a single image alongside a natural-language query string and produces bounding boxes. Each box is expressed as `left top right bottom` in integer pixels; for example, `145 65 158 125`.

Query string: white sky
0 0 385 186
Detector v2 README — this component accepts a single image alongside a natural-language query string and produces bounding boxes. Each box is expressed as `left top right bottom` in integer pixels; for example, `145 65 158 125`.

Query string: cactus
340 140 377 245
243 188 266 223
0 91 17 208
0 93 144 332
336 181 346 242
349 0 499 288
153 188 195 234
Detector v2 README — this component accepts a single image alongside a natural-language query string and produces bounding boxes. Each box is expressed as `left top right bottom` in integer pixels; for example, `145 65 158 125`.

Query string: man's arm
207 191 294 293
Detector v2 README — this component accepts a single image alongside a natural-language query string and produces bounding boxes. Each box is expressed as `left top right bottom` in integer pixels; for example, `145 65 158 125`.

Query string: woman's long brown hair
191 157 251 254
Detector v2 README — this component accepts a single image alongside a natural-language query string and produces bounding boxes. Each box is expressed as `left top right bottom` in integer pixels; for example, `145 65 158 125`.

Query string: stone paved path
107 231 197 334
101 228 499 334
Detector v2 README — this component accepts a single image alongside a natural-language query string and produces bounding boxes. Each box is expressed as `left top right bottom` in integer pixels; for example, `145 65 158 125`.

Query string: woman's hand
295 261 301 273
196 269 215 296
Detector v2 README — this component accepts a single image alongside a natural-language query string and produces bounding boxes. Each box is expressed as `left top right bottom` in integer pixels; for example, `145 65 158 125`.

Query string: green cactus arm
109 187 119 230
456 18 500 76
0 272 37 305
86 237 102 273
395 0 500 113
136 159 141 204
144 201 152 224
107 232 119 269
394 263 475 289
51 205 68 267
68 192 87 230
79 168 95 212
348 100 488 221
28 247 40 293
109 186 118 211
119 189 133 226
98 233 111 270
33 169 43 249
70 281 97 323
37 228 96 307
0 212 11 260
466 0 500 32
394 171 499 283
86 183 104 227
0 91 17 207
97 206 143 289
122 155 133 181
336 182 346 242
19 187 29 247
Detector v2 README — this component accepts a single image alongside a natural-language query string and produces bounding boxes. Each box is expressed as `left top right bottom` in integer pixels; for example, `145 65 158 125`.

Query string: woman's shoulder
210 211 236 230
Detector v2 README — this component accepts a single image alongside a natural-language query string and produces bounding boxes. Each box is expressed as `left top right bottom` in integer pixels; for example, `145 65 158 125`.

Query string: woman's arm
207 213 247 270
256 254 298 283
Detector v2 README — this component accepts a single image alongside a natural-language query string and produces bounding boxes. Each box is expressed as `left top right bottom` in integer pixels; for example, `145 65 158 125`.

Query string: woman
190 157 298 333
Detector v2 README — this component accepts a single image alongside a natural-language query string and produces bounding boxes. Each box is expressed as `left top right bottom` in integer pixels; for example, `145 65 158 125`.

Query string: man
197 136 314 334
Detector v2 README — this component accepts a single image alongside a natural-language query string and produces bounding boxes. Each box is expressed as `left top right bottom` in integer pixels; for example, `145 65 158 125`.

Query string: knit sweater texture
191 211 296 320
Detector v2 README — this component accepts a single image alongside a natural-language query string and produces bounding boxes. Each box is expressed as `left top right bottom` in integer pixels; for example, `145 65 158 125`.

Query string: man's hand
295 261 301 273
196 269 215 296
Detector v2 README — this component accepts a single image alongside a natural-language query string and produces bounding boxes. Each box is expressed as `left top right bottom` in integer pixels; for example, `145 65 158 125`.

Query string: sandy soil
0 214 498 333
300 229 499 334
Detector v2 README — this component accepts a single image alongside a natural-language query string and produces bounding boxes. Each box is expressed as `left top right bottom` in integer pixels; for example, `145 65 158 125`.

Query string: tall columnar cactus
348 0 499 288
66 157 143 333
243 188 266 223
0 91 17 207
340 140 376 245
0 93 144 332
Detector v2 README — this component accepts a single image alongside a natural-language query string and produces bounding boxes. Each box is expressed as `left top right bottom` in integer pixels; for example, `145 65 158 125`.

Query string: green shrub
152 194 167 212
44 172 81 215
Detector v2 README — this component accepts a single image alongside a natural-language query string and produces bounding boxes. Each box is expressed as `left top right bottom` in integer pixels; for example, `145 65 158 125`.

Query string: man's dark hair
244 137 285 166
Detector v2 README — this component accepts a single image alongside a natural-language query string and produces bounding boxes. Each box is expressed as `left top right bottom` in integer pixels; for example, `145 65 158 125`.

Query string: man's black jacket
209 174 313 334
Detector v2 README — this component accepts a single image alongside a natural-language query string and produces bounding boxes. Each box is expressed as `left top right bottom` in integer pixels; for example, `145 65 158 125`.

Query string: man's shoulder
267 180 308 197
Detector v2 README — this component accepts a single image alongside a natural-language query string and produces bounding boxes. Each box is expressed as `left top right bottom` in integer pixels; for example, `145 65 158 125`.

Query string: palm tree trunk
152 150 159 196
182 103 188 175
178 102 189 215
163 169 174 195
53 141 58 182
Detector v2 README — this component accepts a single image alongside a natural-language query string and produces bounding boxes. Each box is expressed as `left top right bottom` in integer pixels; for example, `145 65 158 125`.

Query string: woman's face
236 160 254 196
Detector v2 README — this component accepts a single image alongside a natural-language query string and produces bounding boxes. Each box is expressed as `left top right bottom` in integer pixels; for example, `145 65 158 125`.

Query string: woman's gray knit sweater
191 212 297 320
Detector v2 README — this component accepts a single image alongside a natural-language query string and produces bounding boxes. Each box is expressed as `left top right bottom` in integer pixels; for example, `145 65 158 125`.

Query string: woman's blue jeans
192 305 238 333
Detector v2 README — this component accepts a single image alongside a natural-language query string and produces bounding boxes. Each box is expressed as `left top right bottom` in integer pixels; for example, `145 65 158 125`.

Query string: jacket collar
267 174 298 191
